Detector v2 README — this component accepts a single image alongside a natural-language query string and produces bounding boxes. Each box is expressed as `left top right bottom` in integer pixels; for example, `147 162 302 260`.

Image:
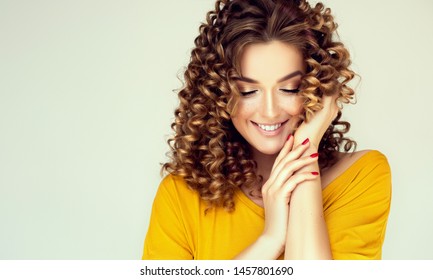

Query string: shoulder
155 174 200 206
321 149 391 189
343 149 391 176
337 149 389 168
345 150 391 189
338 149 391 196
157 173 196 194
323 150 392 224
160 173 187 188
323 150 392 260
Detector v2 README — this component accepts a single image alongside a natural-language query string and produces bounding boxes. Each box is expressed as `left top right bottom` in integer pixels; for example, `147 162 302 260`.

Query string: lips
252 120 288 132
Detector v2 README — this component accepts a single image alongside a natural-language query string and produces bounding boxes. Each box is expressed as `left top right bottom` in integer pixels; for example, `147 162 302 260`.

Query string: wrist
293 138 319 156
293 135 321 148
304 143 318 153
258 234 285 257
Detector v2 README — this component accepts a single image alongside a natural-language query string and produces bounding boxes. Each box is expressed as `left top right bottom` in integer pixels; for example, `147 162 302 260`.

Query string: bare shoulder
320 149 373 189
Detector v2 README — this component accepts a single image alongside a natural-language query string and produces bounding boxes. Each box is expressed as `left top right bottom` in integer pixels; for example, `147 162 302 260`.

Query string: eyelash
240 89 300 96
280 88 300 94
240 90 257 96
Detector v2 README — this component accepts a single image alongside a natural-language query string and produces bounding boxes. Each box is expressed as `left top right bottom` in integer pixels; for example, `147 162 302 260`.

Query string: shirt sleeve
142 175 194 260
325 152 392 259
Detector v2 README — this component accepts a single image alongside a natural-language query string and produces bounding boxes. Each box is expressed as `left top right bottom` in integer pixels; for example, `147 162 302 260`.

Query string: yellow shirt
142 150 391 259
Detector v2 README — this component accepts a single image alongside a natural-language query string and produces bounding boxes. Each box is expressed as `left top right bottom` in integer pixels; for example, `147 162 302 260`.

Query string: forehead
239 41 304 81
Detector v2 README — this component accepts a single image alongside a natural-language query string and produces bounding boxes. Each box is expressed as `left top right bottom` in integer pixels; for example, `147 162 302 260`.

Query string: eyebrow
234 70 303 84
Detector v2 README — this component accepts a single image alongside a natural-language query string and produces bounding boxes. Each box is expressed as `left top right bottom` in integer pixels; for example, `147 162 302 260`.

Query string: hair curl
163 0 357 212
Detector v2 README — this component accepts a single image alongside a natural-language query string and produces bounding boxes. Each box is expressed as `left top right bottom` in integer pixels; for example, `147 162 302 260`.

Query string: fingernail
310 153 319 158
311 171 319 175
302 138 309 145
287 134 292 141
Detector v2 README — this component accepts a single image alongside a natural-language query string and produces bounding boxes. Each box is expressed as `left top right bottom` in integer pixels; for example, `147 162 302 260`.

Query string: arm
284 143 332 259
234 136 319 259
234 234 286 260
284 94 338 259
142 175 193 260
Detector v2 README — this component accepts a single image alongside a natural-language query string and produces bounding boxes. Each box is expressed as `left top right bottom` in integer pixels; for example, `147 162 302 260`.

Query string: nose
260 90 279 119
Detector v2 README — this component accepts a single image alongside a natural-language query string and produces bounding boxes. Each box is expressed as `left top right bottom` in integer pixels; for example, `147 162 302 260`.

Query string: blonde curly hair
163 0 357 211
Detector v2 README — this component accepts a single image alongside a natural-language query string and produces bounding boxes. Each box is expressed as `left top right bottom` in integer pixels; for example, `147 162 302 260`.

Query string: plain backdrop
1 0 433 259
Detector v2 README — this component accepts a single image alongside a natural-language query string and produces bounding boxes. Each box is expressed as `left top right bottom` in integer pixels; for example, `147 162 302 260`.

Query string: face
231 40 304 156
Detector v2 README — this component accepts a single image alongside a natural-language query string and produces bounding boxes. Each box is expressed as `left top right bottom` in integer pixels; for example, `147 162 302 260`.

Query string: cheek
230 101 255 135
283 98 304 130
231 101 255 120
283 97 304 116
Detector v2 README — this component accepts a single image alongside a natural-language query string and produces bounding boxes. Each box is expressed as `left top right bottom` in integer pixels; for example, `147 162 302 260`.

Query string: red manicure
311 171 319 175
287 134 292 141
302 138 309 145
310 153 319 158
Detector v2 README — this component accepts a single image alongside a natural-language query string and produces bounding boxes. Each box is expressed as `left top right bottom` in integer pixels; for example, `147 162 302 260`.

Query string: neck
251 148 278 185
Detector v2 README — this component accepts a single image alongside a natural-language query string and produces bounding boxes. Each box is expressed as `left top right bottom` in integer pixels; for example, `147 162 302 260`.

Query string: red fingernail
311 171 319 175
287 134 292 140
310 153 319 158
302 138 309 145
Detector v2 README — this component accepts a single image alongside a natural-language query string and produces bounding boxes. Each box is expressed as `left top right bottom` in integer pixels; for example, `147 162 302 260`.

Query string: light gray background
1 0 432 259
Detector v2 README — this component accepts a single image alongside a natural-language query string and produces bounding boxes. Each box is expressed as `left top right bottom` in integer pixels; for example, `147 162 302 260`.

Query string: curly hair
163 0 357 212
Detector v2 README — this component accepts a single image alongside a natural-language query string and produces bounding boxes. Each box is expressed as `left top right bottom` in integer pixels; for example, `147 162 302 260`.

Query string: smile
257 123 282 131
252 120 288 132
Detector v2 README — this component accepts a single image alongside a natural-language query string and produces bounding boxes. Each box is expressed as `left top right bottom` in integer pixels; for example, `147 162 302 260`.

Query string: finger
272 134 294 172
280 170 320 196
269 138 311 181
268 152 319 192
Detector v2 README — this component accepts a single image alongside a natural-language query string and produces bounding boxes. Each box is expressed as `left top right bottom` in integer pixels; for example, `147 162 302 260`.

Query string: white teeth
257 123 282 131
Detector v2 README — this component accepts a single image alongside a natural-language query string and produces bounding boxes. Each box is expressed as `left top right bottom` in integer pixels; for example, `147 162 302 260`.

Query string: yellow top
142 150 392 260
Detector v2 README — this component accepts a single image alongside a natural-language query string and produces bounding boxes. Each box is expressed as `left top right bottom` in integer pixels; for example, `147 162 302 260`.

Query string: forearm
284 147 332 259
234 235 284 260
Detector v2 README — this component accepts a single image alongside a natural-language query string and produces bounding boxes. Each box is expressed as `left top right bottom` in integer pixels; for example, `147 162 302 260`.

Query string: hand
294 93 339 148
260 135 320 251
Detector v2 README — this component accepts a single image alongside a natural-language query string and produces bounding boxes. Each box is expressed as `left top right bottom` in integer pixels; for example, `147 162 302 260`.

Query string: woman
142 0 391 260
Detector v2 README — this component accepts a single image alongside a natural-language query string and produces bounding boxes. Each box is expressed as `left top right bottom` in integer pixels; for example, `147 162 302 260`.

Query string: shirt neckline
234 150 378 214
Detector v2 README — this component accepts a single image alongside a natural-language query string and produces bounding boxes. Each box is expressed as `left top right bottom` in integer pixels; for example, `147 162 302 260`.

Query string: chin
252 144 283 156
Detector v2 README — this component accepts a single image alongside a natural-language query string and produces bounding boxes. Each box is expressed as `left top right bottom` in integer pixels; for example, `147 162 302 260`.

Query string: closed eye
280 88 299 94
240 90 258 96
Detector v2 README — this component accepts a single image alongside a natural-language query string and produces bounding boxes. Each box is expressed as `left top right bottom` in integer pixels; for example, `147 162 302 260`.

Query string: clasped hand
260 93 339 251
